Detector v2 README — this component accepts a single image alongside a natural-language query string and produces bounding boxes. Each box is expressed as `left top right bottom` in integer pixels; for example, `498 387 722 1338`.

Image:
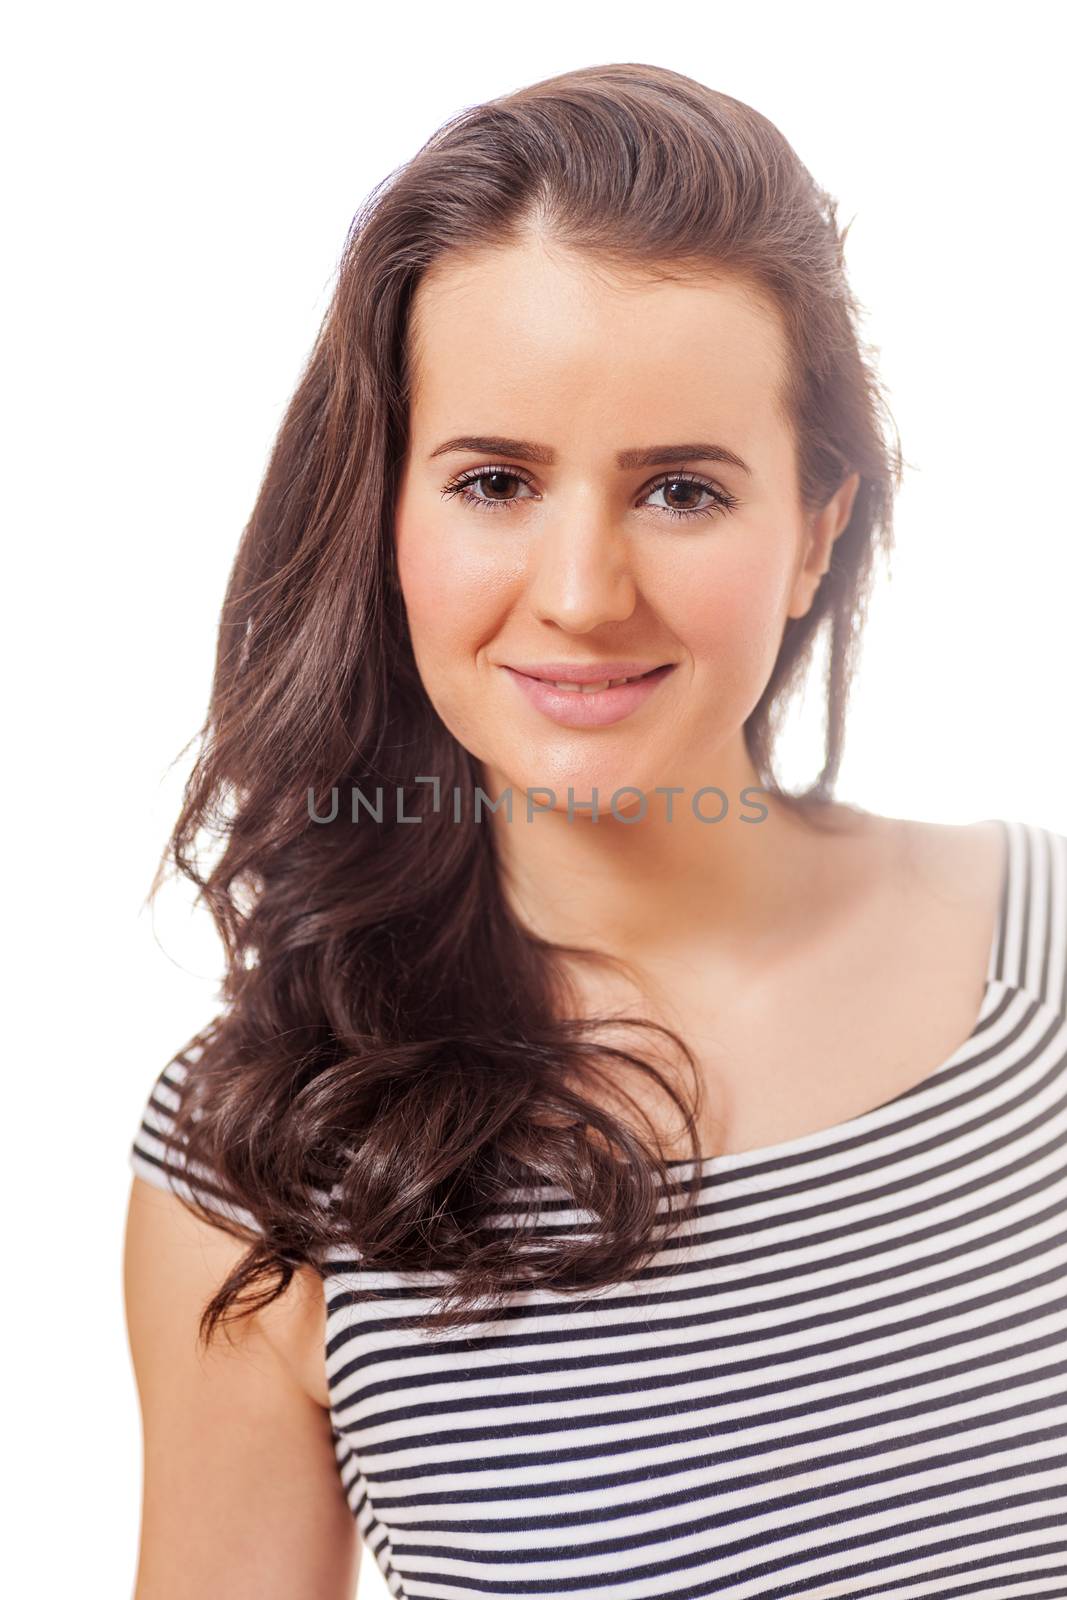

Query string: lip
501 662 676 728
504 660 671 684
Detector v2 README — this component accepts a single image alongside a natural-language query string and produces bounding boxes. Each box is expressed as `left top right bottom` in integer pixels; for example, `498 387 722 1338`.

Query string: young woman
124 62 1067 1600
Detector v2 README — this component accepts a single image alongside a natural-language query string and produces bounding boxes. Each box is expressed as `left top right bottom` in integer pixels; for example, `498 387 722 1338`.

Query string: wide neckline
662 816 1012 1177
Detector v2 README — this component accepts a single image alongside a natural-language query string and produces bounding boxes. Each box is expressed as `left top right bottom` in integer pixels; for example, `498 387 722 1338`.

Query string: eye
439 464 740 521
440 466 538 513
640 472 739 521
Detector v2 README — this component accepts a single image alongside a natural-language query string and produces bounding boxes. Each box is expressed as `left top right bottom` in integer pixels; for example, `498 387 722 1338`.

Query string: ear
786 471 861 620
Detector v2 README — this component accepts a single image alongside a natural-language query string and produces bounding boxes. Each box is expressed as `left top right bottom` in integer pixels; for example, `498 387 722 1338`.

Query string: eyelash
439 465 740 522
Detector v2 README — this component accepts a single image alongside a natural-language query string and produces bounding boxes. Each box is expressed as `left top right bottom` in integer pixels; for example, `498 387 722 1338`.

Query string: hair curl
147 62 902 1347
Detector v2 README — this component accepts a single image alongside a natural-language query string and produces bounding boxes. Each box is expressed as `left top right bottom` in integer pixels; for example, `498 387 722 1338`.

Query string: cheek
398 519 501 652
396 514 521 748
663 545 792 692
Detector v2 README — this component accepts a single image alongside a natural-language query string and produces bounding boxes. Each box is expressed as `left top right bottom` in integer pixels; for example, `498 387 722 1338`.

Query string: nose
524 507 638 632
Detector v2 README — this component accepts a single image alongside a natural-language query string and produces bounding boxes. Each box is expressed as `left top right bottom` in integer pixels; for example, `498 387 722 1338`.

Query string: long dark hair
149 62 902 1346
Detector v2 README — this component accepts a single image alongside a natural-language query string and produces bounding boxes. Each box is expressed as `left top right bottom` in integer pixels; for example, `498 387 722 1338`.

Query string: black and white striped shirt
130 815 1067 1598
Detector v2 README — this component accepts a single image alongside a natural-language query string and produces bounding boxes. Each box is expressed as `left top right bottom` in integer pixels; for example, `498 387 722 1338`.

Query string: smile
538 670 657 693
501 663 676 728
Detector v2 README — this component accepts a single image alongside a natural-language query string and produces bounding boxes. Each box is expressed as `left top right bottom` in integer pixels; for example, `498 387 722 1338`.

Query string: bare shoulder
803 801 1002 880
800 805 1007 952
886 812 1007 908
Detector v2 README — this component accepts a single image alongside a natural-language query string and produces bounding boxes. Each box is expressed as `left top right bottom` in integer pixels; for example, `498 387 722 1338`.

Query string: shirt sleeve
128 1040 264 1236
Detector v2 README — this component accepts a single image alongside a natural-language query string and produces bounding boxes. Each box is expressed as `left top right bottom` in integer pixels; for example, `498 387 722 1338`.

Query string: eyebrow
427 435 753 476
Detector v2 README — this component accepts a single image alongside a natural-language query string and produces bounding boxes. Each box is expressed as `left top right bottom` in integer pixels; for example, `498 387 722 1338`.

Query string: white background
3 3 1063 1595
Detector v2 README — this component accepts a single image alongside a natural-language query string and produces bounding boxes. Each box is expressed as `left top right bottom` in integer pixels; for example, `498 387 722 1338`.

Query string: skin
395 229 861 971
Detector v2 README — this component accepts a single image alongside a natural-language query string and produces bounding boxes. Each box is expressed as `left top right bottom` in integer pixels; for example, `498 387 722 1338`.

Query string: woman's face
395 234 857 812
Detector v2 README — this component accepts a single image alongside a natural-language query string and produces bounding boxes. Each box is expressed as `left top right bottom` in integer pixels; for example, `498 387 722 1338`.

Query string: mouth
501 662 676 727
509 664 672 693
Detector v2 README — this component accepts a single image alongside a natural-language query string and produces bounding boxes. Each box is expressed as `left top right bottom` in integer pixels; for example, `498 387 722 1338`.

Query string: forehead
406 236 791 447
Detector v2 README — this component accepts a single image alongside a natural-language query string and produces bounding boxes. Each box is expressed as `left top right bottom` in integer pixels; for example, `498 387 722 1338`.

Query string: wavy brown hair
147 62 902 1347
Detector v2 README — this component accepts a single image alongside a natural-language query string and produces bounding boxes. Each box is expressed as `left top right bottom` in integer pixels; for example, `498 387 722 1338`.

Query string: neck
483 737 853 967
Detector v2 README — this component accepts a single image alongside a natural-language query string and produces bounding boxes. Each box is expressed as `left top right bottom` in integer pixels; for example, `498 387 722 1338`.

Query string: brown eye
663 478 704 510
642 472 738 521
478 471 523 500
441 465 538 513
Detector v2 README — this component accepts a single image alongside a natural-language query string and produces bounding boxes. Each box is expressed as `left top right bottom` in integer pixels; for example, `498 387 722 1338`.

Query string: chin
487 752 663 819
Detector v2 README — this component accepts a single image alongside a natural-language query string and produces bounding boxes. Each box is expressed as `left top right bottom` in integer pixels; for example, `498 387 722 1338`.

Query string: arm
123 1175 361 1600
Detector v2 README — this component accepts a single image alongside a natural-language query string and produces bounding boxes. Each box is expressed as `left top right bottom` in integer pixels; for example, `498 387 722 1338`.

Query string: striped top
130 815 1067 1599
